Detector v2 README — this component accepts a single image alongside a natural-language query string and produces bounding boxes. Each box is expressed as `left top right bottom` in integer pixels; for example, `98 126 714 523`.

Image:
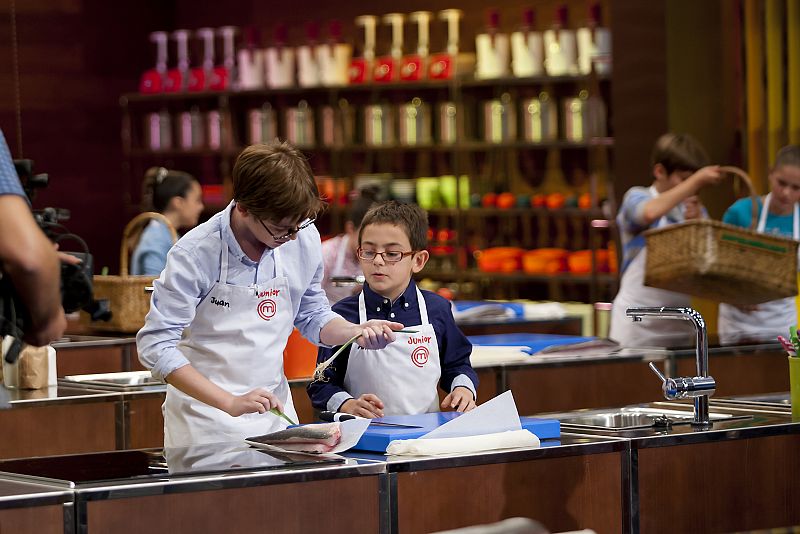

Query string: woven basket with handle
643 166 799 306
80 212 178 333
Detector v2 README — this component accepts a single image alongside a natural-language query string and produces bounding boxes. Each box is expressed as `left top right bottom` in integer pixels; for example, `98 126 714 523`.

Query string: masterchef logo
411 346 429 368
257 299 277 321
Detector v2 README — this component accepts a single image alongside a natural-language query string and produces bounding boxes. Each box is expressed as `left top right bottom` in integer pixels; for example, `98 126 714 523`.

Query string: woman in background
130 167 204 275
320 185 380 304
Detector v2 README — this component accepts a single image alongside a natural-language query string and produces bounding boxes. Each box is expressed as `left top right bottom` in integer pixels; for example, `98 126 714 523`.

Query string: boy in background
609 133 721 347
308 201 477 417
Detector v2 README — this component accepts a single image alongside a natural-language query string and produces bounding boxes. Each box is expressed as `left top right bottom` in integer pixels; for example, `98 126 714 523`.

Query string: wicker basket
643 166 799 306
80 212 177 333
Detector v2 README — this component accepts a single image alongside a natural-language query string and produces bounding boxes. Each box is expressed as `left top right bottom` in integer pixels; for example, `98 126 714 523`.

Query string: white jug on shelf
576 3 612 75
510 8 544 77
475 10 510 79
544 5 578 76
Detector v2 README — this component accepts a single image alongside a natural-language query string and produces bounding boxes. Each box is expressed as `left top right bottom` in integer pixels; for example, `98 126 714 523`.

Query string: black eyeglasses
357 248 417 263
259 218 316 241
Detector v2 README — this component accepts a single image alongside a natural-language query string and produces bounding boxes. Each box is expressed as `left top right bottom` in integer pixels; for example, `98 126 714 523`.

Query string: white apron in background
344 288 441 416
163 241 297 447
609 187 694 347
326 235 361 304
718 194 799 343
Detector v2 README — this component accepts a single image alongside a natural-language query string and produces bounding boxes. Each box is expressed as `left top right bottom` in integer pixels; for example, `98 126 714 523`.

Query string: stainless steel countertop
1 384 120 407
0 478 72 509
541 401 800 448
0 444 386 499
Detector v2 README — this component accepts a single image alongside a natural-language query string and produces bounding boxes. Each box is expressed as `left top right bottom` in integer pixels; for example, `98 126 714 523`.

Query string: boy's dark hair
348 185 381 228
141 167 197 213
774 144 800 169
232 141 325 222
651 133 710 174
358 201 428 251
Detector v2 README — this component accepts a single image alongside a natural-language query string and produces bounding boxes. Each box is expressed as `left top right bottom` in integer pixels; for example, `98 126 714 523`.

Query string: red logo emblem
257 299 277 321
411 346 429 368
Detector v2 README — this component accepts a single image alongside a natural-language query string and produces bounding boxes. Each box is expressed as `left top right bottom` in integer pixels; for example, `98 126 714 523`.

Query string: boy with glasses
308 201 478 417
137 142 404 447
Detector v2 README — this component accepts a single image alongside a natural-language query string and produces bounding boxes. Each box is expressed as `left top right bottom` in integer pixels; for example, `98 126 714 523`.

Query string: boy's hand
689 165 723 188
225 388 283 417
355 320 404 350
441 386 476 412
341 394 385 418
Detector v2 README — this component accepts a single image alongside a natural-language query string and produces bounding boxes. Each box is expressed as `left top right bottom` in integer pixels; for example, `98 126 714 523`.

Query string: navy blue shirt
307 280 478 412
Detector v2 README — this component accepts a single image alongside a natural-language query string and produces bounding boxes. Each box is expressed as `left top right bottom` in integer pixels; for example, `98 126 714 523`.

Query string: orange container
283 328 318 379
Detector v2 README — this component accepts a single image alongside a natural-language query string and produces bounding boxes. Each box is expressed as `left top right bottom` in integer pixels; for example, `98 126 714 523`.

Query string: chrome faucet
626 307 716 427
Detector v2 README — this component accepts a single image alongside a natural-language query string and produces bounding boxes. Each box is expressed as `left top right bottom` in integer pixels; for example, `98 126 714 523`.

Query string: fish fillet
247 422 342 453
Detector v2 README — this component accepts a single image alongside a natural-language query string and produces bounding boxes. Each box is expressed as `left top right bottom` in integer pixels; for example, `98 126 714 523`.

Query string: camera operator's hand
0 195 66 346
54 243 82 266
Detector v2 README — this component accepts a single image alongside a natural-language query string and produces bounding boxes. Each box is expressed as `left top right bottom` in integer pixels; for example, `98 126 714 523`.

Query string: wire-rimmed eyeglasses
259 217 316 241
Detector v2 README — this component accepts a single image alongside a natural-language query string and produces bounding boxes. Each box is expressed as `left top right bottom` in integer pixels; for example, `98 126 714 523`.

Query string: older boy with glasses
308 201 478 417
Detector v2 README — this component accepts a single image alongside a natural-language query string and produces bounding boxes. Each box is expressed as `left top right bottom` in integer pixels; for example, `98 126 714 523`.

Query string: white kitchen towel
386 429 540 456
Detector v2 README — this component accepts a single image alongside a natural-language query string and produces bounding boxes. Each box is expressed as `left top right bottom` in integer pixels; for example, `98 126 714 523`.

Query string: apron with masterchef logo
718 193 799 342
344 288 441 416
163 237 297 447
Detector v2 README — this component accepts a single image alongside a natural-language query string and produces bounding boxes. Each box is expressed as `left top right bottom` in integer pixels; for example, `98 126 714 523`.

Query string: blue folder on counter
353 412 560 453
468 333 595 355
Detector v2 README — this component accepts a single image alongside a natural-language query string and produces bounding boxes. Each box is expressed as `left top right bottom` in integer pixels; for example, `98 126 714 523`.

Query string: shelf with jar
120 4 615 302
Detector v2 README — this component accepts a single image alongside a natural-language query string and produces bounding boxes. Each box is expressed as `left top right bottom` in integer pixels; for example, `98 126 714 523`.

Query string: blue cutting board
468 333 594 354
352 412 560 453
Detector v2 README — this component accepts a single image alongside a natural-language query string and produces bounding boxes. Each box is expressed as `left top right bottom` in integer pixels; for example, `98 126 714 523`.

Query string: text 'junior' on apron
164 238 298 447
345 287 441 416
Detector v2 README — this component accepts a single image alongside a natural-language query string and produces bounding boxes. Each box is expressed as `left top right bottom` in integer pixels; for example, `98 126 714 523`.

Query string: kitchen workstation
1 1 799 533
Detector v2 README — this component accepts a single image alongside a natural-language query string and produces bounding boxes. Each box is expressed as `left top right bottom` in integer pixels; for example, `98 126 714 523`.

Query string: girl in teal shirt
718 145 800 342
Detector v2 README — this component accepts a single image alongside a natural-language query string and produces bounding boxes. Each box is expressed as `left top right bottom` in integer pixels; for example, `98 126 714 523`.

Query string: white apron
163 242 298 447
609 187 694 347
718 194 799 342
344 288 441 415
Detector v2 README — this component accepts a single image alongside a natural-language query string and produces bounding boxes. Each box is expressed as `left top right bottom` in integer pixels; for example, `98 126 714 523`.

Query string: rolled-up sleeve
136 245 209 381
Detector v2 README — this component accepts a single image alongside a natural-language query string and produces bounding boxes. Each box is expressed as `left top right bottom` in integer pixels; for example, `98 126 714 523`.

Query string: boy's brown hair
232 141 325 222
358 201 428 251
651 133 710 175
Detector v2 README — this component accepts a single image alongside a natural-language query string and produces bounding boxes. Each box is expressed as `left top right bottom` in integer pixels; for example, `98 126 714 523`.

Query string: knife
319 411 422 428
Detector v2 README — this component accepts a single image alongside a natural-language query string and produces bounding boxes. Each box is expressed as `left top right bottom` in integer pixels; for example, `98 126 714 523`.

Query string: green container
790 356 800 419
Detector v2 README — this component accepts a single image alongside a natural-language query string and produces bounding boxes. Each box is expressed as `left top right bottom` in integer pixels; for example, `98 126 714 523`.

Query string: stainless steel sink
552 407 747 431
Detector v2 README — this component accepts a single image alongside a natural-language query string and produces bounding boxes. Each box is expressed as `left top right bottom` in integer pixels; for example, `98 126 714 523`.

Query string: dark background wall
0 0 740 272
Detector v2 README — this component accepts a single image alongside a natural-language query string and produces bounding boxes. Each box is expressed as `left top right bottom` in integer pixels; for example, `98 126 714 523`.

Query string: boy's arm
640 165 722 225
136 245 207 381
